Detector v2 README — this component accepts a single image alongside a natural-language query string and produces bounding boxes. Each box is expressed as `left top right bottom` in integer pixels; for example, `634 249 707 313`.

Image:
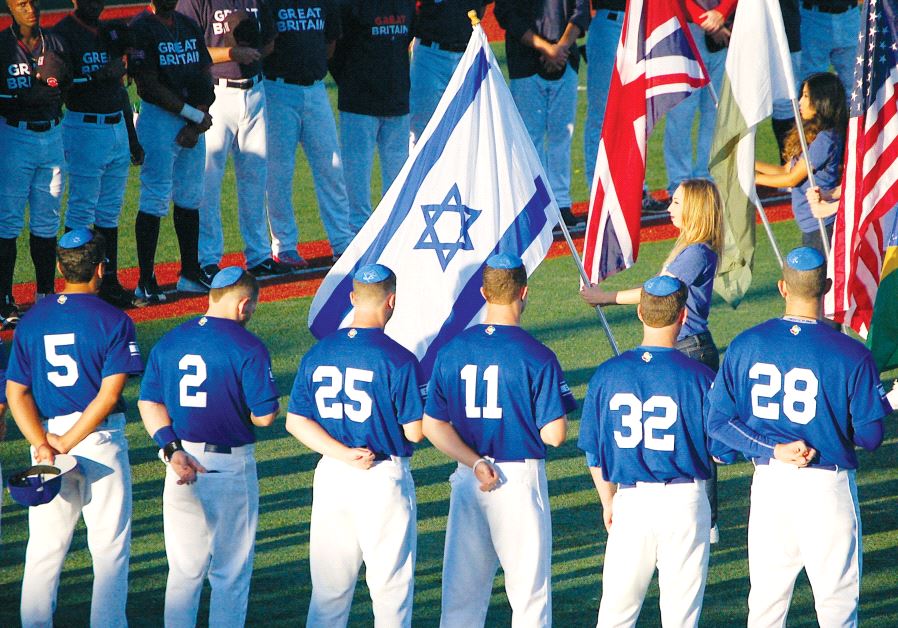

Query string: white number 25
313 366 374 422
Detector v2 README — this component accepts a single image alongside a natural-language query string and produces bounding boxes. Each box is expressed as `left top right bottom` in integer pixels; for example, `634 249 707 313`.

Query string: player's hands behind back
170 450 207 485
474 458 499 492
774 440 817 467
344 447 376 470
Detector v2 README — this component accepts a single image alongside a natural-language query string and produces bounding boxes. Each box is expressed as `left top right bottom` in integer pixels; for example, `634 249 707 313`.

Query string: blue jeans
340 111 409 234
584 9 624 188
510 67 579 208
799 5 860 94
663 23 725 193
264 79 352 256
409 39 464 145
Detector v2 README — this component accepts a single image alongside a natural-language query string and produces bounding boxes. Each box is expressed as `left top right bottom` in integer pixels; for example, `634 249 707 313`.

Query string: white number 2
313 366 374 422
750 362 818 425
45 333 79 388
460 364 502 419
610 393 678 451
179 354 207 408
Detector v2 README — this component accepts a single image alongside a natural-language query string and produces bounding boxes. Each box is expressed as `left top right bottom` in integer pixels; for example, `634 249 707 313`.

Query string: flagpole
754 197 784 267
790 98 831 258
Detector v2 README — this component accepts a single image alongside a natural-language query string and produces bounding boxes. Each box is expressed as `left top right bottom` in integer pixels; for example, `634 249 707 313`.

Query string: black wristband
162 439 184 462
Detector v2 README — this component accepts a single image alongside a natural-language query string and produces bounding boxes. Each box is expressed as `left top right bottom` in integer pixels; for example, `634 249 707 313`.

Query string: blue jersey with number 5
424 324 576 461
578 346 721 484
6 294 143 417
707 318 890 469
288 327 425 458
140 316 279 447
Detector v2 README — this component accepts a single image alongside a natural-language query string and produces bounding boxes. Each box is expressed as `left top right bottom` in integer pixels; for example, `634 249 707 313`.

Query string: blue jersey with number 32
288 327 425 458
140 316 279 447
6 294 143 417
424 324 576 461
578 347 719 484
707 318 891 469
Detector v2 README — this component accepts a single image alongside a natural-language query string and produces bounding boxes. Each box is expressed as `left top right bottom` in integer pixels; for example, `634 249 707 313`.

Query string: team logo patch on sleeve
419 384 428 401
128 342 140 357
559 381 571 395
877 383 887 399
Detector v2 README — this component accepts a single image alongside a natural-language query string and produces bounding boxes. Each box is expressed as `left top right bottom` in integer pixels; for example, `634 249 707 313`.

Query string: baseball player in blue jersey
128 0 216 302
54 0 145 309
138 266 278 627
707 247 892 628
579 276 736 627
6 227 143 628
0 0 71 324
286 263 424 627
0 346 7 541
423 252 575 628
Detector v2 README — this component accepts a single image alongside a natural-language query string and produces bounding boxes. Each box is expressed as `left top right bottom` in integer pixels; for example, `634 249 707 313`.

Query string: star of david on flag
308 23 560 378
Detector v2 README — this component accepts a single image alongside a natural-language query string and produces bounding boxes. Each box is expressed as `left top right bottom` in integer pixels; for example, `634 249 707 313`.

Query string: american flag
582 0 709 283
826 0 898 336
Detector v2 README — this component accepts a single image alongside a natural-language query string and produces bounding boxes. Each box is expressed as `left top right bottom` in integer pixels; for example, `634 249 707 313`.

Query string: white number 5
45 333 79 387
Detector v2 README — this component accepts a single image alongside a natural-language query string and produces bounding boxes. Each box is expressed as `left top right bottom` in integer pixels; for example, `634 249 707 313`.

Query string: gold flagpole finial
468 10 480 28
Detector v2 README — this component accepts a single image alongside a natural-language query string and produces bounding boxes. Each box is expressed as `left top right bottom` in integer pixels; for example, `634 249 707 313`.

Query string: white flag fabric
308 25 559 379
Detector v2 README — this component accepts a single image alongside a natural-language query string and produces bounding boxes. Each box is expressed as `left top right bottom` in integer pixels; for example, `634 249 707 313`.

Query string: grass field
2 44 898 626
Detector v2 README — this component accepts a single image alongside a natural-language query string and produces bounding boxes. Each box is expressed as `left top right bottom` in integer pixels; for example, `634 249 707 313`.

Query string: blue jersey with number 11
425 324 576 461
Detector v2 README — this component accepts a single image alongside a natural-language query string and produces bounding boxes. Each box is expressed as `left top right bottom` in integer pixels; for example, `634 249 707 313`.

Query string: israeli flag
308 24 560 378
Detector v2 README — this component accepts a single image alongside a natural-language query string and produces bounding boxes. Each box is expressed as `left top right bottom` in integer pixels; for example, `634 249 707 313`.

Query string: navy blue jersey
128 10 215 108
6 294 143 418
261 0 340 84
665 243 717 340
0 27 68 121
578 347 725 484
53 15 126 114
288 327 424 457
425 324 575 461
176 0 275 79
707 317 891 469
140 316 279 447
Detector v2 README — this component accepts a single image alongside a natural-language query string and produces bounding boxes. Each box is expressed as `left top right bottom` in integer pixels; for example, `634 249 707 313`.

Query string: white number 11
460 364 503 419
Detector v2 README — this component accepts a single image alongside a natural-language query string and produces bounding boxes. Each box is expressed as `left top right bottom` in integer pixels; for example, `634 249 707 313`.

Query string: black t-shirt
175 0 274 80
128 10 215 108
331 0 413 116
781 0 801 53
261 0 340 84
0 27 67 122
593 0 625 10
53 15 125 114
413 0 490 49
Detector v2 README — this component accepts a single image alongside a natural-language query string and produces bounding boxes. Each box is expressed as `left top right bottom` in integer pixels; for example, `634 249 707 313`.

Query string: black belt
6 117 61 132
419 38 467 53
270 76 316 87
801 1 852 13
754 457 839 471
204 443 232 454
619 477 695 489
373 452 392 461
217 75 262 90
81 113 122 125
488 457 527 463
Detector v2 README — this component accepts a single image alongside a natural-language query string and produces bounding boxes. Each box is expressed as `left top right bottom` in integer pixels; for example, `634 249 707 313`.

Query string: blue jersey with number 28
707 317 891 469
424 324 576 461
6 294 143 417
578 346 719 484
288 327 425 458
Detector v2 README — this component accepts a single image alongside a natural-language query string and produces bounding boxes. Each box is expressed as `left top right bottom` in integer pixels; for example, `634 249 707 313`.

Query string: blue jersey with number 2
288 327 425 458
425 324 576 461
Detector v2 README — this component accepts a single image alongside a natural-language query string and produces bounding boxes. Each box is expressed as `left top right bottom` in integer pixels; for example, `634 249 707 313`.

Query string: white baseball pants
163 440 259 628
199 81 271 269
440 459 552 628
596 480 711 628
306 455 416 628
747 461 862 628
21 413 131 628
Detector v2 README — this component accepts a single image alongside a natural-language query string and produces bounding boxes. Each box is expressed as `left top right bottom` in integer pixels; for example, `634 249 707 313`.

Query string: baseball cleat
247 258 291 278
99 279 146 309
274 250 310 271
135 276 168 304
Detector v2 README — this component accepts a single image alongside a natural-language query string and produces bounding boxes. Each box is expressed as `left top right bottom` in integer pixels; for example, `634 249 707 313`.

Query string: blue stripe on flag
599 218 625 279
310 49 492 339
419 176 552 378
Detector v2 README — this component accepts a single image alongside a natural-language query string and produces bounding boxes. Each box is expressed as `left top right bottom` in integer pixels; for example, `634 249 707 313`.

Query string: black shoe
177 267 213 294
641 196 671 214
560 207 585 228
100 279 146 309
247 258 291 278
135 275 167 304
202 264 221 280
0 294 19 329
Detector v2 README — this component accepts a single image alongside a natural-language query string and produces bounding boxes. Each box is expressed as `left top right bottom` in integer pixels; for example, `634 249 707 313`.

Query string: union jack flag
582 0 709 283
826 0 898 336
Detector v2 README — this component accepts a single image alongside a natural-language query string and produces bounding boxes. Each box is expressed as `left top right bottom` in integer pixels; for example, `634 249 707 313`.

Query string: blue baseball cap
486 252 523 270
7 454 78 507
643 275 683 297
785 247 825 271
210 266 245 289
353 264 393 284
58 228 94 249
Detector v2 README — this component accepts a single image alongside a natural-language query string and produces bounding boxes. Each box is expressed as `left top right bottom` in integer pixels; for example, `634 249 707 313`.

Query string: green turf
2 216 897 626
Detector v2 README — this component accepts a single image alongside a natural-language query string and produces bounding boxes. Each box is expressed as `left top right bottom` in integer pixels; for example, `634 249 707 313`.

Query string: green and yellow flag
867 211 898 372
709 0 795 307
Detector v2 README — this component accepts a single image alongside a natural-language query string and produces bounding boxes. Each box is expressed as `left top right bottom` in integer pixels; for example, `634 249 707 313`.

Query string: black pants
676 331 720 527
